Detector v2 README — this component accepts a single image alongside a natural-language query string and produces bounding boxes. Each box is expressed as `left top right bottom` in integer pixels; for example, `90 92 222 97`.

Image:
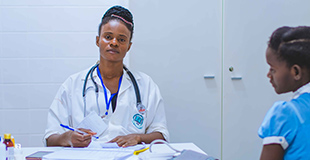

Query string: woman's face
266 47 295 94
96 20 132 63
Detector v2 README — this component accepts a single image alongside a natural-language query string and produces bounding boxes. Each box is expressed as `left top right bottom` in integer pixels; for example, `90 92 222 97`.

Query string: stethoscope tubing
83 63 99 117
82 63 142 117
82 63 99 97
123 66 142 104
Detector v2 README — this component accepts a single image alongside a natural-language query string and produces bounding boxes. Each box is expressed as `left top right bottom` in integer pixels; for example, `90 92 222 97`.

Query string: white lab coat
43 65 169 146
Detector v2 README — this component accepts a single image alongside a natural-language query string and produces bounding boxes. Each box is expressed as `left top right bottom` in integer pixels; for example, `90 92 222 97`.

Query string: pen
60 124 99 139
133 147 149 155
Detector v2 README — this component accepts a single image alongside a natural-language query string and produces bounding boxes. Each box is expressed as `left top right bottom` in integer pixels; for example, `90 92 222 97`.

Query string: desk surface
16 143 206 160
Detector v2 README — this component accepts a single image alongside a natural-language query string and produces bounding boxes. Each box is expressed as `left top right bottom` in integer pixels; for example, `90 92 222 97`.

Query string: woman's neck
98 62 123 80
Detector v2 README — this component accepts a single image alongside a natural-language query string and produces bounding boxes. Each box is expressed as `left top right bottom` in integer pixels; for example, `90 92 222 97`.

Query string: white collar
292 82 310 99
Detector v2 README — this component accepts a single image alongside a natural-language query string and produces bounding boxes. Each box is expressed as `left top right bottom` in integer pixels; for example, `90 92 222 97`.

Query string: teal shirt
258 93 310 160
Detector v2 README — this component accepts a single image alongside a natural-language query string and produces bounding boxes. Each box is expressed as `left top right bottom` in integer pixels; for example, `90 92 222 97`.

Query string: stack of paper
42 148 133 160
42 142 147 160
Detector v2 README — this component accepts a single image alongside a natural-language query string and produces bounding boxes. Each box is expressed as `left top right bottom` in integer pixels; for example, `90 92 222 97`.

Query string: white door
223 0 310 159
129 0 222 158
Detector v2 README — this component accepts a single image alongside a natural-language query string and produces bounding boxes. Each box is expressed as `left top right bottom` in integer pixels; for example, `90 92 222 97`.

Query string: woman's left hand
109 134 141 147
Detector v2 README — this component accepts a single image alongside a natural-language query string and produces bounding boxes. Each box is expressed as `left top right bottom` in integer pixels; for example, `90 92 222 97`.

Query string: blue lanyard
97 66 123 116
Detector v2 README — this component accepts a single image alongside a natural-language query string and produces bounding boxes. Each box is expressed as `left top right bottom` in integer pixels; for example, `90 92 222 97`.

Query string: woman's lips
107 49 119 54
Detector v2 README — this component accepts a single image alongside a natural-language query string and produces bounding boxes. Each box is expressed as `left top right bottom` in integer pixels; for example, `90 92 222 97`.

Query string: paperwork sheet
42 148 133 160
76 111 107 136
88 141 145 151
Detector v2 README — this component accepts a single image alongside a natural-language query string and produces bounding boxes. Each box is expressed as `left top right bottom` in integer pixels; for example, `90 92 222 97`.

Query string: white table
16 143 207 160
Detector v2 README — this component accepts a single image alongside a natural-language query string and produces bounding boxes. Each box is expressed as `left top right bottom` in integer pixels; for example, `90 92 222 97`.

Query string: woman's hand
109 134 141 147
68 128 96 147
65 130 92 147
47 128 96 147
108 132 165 147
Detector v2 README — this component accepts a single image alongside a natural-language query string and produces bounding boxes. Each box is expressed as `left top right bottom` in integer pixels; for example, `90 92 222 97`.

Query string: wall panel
0 1 128 147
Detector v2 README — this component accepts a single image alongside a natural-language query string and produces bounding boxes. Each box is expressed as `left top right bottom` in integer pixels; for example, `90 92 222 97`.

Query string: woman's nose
110 38 118 46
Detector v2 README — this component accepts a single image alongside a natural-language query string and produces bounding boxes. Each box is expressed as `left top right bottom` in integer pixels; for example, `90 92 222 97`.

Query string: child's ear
291 64 302 80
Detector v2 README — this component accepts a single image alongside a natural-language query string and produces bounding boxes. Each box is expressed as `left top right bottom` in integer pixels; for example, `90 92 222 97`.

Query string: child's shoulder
292 92 310 104
267 100 299 120
271 93 310 112
268 94 310 124
258 100 298 139
269 100 291 113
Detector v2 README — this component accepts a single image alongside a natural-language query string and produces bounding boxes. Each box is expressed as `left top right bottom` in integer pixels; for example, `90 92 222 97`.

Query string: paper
42 148 132 160
100 143 145 151
88 141 146 152
76 111 107 136
100 142 119 148
138 151 176 160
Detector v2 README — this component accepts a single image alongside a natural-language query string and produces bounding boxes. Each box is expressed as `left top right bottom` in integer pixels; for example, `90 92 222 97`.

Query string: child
258 26 310 160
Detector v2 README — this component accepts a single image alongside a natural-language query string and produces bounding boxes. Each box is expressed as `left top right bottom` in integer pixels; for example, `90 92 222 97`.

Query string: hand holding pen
59 124 98 147
60 124 99 139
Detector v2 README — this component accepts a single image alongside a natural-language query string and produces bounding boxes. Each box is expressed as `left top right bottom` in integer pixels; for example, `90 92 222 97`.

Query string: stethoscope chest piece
137 103 146 115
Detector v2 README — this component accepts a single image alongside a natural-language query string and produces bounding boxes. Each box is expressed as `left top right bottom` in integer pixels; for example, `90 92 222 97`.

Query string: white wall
129 0 223 157
0 0 128 147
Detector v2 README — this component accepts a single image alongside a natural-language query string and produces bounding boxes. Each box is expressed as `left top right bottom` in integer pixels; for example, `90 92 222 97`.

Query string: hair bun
282 26 310 42
102 5 133 25
98 5 134 41
268 26 292 50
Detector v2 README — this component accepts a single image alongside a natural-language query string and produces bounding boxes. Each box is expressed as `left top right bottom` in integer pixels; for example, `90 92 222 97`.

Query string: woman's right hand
47 128 96 147
62 130 93 147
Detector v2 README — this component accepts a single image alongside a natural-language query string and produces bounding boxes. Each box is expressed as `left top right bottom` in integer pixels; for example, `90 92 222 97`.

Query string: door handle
231 76 242 80
204 75 215 79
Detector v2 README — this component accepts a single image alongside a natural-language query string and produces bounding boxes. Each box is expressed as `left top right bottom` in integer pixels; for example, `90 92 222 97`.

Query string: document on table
42 148 133 160
88 141 145 151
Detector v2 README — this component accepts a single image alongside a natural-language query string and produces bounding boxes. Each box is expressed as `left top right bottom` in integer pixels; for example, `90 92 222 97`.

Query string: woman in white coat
44 5 169 148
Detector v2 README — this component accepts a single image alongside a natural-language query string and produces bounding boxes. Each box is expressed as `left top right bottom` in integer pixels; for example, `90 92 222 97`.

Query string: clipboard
26 151 53 160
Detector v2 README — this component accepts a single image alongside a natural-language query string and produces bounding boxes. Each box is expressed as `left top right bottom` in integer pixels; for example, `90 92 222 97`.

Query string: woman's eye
119 38 126 43
105 35 112 40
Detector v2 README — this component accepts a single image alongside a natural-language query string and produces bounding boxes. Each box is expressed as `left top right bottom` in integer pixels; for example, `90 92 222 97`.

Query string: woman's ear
291 64 302 80
127 42 132 52
96 36 99 47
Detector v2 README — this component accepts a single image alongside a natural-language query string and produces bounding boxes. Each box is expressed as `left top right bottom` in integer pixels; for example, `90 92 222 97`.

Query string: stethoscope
82 62 146 117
